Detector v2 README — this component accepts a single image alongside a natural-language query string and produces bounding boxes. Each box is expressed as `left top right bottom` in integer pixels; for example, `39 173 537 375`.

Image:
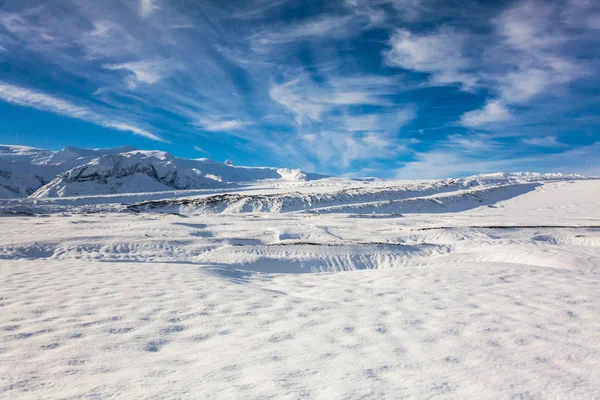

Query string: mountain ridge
1 144 595 200
0 144 327 198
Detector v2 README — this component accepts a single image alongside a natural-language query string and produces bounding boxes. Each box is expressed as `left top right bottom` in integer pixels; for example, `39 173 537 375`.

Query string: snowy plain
1 146 600 399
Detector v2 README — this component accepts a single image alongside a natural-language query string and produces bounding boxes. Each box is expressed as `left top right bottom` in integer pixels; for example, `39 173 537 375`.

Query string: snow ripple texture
1 160 600 398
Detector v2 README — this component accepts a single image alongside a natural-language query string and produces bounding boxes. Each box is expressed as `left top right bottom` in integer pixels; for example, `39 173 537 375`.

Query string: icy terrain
1 162 599 398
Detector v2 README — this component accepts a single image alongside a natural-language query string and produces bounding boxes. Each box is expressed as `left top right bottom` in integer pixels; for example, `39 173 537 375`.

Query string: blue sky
0 0 599 178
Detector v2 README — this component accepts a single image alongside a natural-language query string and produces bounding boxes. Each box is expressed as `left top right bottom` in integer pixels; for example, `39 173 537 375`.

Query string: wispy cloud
385 27 477 88
491 1 591 103
193 145 207 154
225 0 293 20
269 79 326 123
195 118 245 132
0 82 164 142
395 136 532 179
522 135 565 148
139 0 160 18
385 0 599 136
395 133 514 178
103 59 169 89
249 15 356 53
396 134 599 179
301 130 407 169
0 0 598 177
343 114 381 131
347 0 435 23
269 75 398 124
460 100 512 127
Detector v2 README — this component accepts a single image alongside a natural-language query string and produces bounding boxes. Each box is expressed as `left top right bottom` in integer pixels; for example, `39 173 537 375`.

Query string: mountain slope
0 145 326 199
0 159 47 197
0 145 142 197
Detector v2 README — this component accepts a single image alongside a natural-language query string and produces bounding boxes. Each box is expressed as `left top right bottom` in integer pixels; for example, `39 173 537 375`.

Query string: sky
0 0 599 178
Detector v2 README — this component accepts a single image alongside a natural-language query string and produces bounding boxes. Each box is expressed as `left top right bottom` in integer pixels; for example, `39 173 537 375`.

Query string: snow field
0 179 599 399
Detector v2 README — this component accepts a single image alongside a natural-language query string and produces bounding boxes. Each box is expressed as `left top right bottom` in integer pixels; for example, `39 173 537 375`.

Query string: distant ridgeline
0 145 326 198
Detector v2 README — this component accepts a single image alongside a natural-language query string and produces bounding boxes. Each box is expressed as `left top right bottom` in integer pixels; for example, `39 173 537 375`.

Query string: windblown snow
1 145 599 399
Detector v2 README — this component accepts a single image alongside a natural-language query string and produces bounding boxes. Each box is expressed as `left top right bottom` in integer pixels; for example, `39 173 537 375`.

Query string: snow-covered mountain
0 145 61 197
0 144 594 202
0 158 45 198
0 145 326 198
0 145 142 197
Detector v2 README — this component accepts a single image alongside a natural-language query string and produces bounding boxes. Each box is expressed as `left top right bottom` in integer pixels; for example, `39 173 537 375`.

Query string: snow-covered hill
0 145 326 198
128 173 589 215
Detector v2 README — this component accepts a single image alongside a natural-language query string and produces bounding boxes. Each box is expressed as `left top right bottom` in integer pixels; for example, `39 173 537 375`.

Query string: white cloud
389 0 432 20
0 11 55 44
344 115 380 131
490 1 591 105
498 69 552 103
140 0 160 18
396 140 600 179
385 27 477 88
249 15 356 52
344 0 387 26
385 1 597 131
227 0 295 20
460 100 511 127
269 75 398 124
103 60 167 89
396 135 517 179
447 134 498 152
397 151 474 179
267 71 417 171
522 136 564 147
196 119 245 132
269 79 325 123
343 108 416 132
0 82 164 142
87 22 111 38
341 133 397 167
303 130 402 168
494 0 561 52
328 92 374 105
386 28 467 71
79 21 143 60
348 0 428 22
395 150 529 179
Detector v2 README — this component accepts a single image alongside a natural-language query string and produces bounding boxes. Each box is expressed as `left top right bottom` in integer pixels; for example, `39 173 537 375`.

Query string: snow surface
1 160 600 398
